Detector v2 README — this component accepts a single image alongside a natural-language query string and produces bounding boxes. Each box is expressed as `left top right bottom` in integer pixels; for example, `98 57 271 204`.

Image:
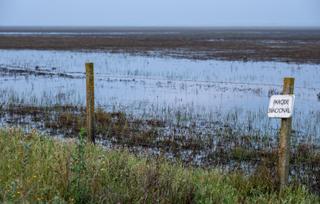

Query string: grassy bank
0 129 319 203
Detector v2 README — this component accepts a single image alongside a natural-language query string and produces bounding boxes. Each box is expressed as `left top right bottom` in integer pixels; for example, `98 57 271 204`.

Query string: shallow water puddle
0 49 319 136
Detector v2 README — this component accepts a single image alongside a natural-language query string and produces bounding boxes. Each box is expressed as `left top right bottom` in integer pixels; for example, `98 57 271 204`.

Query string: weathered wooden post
86 63 95 143
278 77 294 190
268 77 295 191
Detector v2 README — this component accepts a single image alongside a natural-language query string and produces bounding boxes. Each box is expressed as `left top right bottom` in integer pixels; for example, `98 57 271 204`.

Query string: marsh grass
0 128 319 203
2 104 320 193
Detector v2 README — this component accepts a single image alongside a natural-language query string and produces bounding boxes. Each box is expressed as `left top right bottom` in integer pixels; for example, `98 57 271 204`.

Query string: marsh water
0 49 319 143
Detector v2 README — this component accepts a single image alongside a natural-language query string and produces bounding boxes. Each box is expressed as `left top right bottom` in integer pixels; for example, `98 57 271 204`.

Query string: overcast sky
1 0 319 27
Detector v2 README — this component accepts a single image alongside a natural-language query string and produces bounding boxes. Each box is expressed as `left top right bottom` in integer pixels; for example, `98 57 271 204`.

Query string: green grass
0 129 319 203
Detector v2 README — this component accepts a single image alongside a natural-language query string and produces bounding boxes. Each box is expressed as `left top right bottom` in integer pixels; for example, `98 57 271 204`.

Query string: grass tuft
0 128 319 203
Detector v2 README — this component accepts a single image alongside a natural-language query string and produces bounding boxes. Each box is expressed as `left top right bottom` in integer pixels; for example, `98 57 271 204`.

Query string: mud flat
0 27 320 63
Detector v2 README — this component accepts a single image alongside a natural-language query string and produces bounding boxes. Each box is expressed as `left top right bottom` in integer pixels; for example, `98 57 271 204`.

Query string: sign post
86 62 95 144
268 77 295 191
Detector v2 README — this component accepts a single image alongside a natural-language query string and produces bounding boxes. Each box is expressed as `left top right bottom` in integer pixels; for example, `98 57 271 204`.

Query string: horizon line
1 25 320 30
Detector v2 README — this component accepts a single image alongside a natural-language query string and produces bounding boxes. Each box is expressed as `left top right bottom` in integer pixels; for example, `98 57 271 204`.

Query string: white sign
268 95 295 118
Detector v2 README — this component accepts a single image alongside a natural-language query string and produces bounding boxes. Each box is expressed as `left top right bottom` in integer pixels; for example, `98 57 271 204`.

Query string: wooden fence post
278 77 294 191
86 63 95 143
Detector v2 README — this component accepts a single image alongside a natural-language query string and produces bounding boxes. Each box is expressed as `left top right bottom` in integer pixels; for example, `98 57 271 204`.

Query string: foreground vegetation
0 129 319 203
